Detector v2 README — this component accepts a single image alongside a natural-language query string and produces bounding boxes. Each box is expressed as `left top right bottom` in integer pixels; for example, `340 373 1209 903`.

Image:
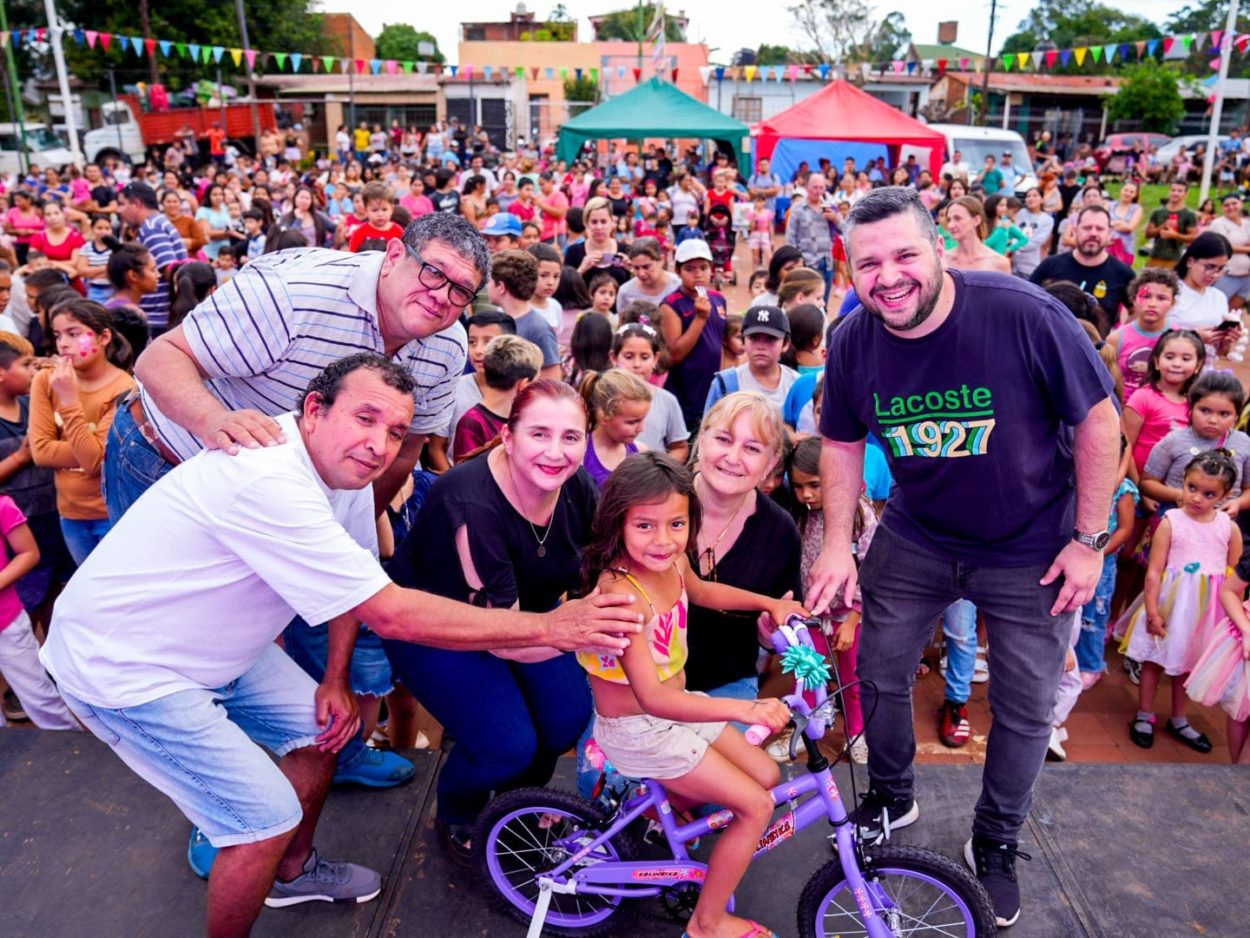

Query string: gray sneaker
264 848 382 907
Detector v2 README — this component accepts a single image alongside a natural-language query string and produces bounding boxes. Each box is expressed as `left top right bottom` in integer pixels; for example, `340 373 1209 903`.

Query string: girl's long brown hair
581 451 702 593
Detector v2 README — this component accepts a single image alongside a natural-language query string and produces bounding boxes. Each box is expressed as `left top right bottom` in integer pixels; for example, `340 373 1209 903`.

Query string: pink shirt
1116 322 1164 396
540 189 569 242
400 193 434 217
0 494 28 632
1126 385 1190 473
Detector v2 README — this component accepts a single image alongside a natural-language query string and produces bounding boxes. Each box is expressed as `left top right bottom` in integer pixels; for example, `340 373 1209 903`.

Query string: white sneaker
766 729 795 762
1046 726 1067 762
849 737 869 764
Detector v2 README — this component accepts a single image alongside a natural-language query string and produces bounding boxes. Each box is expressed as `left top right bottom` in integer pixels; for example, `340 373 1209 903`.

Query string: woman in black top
564 197 631 287
383 380 598 861
685 392 802 696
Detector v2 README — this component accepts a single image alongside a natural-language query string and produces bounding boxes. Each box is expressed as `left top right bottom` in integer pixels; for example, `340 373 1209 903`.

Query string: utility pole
234 0 261 154
137 0 159 86
976 0 998 126
0 0 30 174
42 0 80 159
1200 0 1241 205
346 17 357 131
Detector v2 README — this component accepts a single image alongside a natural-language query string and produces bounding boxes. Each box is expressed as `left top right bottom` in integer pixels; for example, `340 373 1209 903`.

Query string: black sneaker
964 835 1031 927
2 689 27 722
850 788 919 845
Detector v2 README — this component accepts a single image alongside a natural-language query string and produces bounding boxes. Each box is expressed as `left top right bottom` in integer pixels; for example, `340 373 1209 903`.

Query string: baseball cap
674 239 712 265
481 213 522 238
742 305 790 339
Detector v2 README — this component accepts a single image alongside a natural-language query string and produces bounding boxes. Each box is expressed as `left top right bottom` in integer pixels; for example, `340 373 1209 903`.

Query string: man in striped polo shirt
117 181 189 334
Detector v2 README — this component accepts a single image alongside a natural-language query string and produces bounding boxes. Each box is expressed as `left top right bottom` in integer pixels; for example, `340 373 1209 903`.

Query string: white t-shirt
638 386 690 453
40 413 391 708
1169 281 1229 332
532 296 564 334
1208 216 1250 277
445 371 484 443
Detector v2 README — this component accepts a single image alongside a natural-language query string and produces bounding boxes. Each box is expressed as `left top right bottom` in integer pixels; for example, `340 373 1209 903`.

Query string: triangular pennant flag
482 65 493 79
1135 40 1147 58
1148 38 1160 56
1061 49 1072 67
1213 30 1225 49
274 52 287 70
574 67 583 80
159 40 171 57
937 57 948 76
144 38 157 57
892 60 903 74
906 60 917 74
72 28 84 46
591 67 599 83
212 46 225 63
717 65 727 80
532 67 541 80
245 49 257 70
86 30 98 49
1074 47 1087 66
402 61 413 75
36 28 46 42
545 67 555 79
559 67 568 80
1001 53 1015 70
417 61 428 75
632 66 642 81
449 65 458 77
1104 44 1117 63
462 64 474 78
290 53 302 72
11 31 21 49
229 48 242 67
369 59 381 75
1017 51 1030 68
744 65 757 82
353 58 364 74
311 57 322 72
1091 46 1103 63
321 55 334 71
818 63 829 80
131 37 144 56
386 59 399 75
1119 43 1129 60
787 64 798 81
188 43 200 61
803 64 813 75
1182 35 1194 52
960 57 969 70
1163 37 1175 54
1044 50 1057 69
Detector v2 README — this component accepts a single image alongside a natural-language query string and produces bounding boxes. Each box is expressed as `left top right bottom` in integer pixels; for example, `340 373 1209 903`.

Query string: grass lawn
1105 181 1209 269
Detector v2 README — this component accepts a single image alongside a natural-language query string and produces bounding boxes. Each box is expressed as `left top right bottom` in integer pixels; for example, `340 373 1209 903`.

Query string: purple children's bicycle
472 617 996 937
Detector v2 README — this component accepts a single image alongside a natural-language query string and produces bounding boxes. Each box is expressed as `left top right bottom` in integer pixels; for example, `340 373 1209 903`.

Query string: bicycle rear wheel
473 787 639 938
798 843 997 937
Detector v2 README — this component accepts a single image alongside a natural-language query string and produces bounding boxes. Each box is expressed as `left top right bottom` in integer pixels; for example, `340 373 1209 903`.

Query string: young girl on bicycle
579 452 804 938
1115 451 1243 752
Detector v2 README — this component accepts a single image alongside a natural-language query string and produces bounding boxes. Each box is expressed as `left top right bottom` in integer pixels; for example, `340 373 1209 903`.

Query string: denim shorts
60 644 322 848
593 693 726 780
282 617 394 697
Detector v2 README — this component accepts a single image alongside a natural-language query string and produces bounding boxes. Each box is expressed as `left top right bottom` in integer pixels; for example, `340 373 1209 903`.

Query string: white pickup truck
0 123 81 175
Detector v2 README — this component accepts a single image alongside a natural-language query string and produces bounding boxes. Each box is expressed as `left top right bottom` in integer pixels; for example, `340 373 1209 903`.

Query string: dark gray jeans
857 524 1070 844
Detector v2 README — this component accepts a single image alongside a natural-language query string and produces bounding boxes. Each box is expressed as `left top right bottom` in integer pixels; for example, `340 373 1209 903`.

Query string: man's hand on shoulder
202 408 286 455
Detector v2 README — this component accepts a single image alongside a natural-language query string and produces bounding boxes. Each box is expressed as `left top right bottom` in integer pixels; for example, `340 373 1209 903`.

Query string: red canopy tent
754 80 946 178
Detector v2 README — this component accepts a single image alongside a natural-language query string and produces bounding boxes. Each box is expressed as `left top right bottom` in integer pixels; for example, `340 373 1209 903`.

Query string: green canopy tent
557 77 750 169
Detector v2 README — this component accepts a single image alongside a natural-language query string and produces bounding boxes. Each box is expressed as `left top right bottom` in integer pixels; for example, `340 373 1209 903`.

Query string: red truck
84 94 278 164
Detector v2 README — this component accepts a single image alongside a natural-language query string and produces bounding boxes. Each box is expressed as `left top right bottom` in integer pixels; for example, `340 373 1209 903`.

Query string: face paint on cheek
78 332 96 358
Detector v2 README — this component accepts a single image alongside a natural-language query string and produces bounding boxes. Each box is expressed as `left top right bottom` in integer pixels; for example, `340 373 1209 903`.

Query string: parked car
1156 134 1231 168
1094 132 1172 173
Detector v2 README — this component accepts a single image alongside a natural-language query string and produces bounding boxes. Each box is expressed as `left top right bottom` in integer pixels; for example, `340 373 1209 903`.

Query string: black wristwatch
1073 528 1111 551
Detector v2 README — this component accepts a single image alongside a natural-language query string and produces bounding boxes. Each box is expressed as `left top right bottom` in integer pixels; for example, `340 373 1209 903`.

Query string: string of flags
0 23 1246 84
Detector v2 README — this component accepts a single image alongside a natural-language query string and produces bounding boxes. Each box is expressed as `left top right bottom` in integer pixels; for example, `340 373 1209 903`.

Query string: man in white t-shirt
41 354 641 936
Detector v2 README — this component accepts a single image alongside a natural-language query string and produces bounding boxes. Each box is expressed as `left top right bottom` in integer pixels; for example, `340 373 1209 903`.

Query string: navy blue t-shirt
819 269 1114 566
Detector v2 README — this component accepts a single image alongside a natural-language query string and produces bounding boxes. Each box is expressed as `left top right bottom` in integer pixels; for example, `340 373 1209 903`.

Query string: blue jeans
1077 554 1118 674
383 642 592 826
942 599 978 704
103 399 172 523
858 525 1070 844
814 255 834 304
59 517 113 566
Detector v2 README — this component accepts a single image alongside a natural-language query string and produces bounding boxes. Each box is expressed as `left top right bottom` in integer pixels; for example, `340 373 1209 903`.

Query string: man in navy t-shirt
808 187 1119 929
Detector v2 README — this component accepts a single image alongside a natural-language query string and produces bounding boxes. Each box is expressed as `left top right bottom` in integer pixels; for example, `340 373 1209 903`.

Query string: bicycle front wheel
798 843 997 937
473 787 639 938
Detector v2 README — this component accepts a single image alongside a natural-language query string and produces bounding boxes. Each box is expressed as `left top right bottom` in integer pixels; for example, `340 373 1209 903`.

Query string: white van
901 124 1038 193
0 123 80 176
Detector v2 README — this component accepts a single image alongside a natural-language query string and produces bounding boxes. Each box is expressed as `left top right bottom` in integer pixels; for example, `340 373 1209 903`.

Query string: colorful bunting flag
1074 47 1087 66
274 52 287 70
86 30 98 49
818 63 829 79
745 65 757 82
229 48 242 67
1060 49 1072 67
290 52 301 71
1044 50 1057 69
158 39 171 57
1001 53 1015 70
1163 37 1175 54
1017 51 1030 68
245 49 257 70
1091 46 1103 63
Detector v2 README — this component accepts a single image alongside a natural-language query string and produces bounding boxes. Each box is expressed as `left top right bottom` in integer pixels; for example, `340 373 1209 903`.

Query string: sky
317 0 1200 64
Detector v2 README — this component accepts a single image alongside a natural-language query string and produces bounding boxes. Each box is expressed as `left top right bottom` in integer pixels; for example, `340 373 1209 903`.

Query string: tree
375 24 444 63
563 74 600 104
6 0 335 90
755 44 795 65
1108 59 1187 133
593 4 685 42
999 0 1161 72
788 0 909 65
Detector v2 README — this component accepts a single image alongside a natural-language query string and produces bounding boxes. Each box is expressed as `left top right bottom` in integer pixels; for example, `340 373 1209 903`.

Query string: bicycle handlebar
745 615 831 748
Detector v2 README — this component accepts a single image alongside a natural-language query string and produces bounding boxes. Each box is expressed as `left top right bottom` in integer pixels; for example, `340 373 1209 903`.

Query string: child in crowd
78 215 116 303
440 311 516 469
706 204 736 286
1110 269 1179 394
658 239 727 430
28 299 134 564
748 269 768 299
489 250 561 380
0 490 79 731
704 306 798 414
527 242 565 335
1117 451 1242 752
168 262 217 331
242 208 267 260
984 194 1028 257
785 437 875 764
721 312 745 371
1122 329 1205 487
348 182 404 252
610 322 689 463
586 271 619 321
746 193 773 271
777 267 825 313
1187 564 1250 763
214 245 239 284
569 311 613 388
452 336 542 462
676 210 703 244
578 453 799 938
580 368 652 488
781 303 825 377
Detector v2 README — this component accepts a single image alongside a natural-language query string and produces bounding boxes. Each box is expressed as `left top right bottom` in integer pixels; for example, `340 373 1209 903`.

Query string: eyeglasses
404 244 479 307
1196 261 1228 277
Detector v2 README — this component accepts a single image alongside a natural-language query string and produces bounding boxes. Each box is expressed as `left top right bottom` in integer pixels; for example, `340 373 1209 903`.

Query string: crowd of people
0 125 1247 938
